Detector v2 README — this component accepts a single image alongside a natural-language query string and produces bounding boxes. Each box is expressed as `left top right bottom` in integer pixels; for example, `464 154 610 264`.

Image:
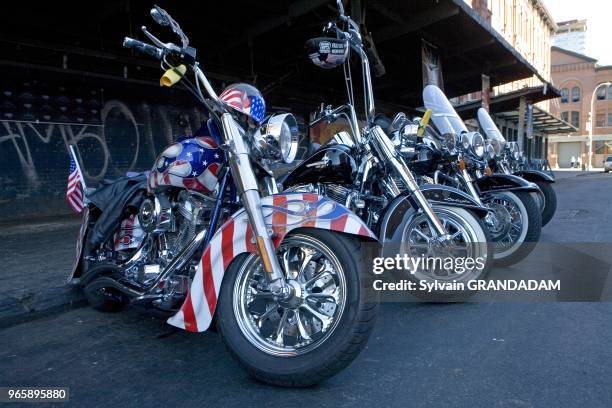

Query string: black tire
215 228 378 387
490 191 541 266
83 276 129 313
534 181 557 227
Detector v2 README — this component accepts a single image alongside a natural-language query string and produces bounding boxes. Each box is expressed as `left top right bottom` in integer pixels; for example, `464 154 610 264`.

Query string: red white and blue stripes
167 193 375 332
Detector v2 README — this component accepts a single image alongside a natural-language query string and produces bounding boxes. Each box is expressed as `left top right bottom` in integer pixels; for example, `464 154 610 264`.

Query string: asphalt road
2 172 612 407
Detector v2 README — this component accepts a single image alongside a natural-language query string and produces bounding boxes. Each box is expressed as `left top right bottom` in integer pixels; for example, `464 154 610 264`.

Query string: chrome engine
117 190 217 308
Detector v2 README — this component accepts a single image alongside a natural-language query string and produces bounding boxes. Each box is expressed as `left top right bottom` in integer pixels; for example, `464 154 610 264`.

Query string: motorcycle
280 1 492 292
477 108 557 226
391 85 541 266
68 5 379 387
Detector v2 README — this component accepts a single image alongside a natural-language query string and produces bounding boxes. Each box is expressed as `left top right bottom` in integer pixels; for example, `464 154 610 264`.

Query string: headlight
254 113 299 163
485 143 495 160
461 131 485 158
513 150 520 160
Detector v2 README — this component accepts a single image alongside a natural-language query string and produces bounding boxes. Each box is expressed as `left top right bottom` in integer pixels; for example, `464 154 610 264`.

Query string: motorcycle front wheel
483 191 542 266
397 205 493 296
532 181 557 227
215 228 378 387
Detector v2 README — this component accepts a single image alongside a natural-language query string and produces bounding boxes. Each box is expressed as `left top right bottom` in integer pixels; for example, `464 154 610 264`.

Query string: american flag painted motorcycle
68 6 378 387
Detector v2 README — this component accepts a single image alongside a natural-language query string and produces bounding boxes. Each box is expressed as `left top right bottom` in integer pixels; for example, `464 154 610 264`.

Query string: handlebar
123 37 164 59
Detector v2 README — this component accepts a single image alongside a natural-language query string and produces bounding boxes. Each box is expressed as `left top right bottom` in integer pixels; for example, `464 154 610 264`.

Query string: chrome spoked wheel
483 192 528 259
233 234 347 356
400 206 487 282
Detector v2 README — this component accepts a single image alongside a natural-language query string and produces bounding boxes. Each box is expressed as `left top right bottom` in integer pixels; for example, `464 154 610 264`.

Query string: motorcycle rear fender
167 192 376 333
513 170 555 183
377 184 488 242
68 208 91 283
475 174 540 194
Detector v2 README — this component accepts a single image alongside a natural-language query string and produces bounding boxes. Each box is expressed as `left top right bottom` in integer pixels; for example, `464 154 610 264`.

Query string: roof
2 0 547 110
454 84 561 118
495 106 577 135
552 46 598 63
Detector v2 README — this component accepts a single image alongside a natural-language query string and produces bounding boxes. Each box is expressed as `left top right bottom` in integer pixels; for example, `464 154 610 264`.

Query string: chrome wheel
483 192 528 259
233 234 347 356
400 206 487 282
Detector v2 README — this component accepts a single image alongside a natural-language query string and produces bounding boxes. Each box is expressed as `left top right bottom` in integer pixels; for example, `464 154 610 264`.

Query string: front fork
220 113 287 294
369 125 448 238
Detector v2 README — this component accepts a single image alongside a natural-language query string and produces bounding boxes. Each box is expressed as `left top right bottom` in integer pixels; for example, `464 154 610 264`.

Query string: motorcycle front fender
377 184 488 243
513 169 555 183
167 192 376 333
475 174 540 194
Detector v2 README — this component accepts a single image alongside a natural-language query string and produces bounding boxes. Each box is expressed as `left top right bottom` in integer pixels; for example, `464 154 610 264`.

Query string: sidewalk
0 214 85 327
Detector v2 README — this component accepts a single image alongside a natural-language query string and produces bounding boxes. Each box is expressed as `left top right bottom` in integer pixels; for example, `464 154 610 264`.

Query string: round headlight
259 113 299 163
471 132 485 158
513 150 520 160
461 133 470 150
485 143 495 160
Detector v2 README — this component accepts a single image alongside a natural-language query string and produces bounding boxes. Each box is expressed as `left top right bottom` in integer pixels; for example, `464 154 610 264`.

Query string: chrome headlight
253 113 299 163
485 143 495 160
513 150 521 160
441 132 457 153
461 131 485 158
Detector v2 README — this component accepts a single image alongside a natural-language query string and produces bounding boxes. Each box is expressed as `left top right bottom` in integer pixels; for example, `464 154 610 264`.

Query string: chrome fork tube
220 113 285 285
460 169 483 205
370 125 447 236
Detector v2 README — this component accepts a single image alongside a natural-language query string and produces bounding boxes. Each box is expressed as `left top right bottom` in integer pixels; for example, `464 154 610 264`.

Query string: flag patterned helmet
219 83 266 125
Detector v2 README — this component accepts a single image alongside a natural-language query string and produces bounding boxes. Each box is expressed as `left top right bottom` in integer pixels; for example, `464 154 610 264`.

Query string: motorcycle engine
133 190 215 287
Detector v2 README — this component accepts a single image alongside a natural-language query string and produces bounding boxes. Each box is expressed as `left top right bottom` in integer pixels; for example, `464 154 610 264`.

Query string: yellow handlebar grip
160 65 187 87
417 108 432 137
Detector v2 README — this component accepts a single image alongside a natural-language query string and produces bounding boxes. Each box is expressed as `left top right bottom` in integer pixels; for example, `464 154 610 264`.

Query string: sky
546 0 612 65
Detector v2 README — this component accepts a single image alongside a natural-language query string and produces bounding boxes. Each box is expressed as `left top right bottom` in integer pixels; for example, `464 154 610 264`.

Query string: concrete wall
0 79 207 220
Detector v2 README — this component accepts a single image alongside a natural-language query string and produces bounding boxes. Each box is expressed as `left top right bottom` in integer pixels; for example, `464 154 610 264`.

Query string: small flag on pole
67 146 85 213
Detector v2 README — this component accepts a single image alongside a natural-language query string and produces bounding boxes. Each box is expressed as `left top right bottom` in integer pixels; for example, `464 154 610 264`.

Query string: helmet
219 83 266 125
305 37 349 69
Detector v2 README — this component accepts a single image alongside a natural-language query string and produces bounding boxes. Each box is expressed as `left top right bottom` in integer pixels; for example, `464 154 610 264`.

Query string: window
594 141 606 154
571 111 580 128
561 111 569 122
561 88 569 103
571 86 581 102
608 113 612 127
597 87 606 100
596 113 606 127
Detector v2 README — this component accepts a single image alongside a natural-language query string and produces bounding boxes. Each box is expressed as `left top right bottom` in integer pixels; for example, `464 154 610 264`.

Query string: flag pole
68 144 87 191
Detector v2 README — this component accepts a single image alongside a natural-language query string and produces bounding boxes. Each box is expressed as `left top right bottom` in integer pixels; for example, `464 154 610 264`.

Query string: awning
495 107 577 135
454 85 561 118
2 0 547 110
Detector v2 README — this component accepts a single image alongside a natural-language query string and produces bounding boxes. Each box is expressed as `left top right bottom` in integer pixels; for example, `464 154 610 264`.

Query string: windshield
477 108 505 143
422 85 467 135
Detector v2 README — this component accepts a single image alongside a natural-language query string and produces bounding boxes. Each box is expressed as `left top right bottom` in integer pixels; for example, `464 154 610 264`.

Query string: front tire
534 181 557 226
215 229 378 387
483 191 541 266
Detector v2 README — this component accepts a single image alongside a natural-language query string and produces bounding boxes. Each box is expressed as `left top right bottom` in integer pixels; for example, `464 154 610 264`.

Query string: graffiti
0 97 203 209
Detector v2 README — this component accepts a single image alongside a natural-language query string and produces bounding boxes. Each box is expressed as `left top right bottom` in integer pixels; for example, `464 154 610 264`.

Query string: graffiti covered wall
0 78 206 219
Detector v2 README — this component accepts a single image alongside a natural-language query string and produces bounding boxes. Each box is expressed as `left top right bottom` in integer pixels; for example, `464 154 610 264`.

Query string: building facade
553 19 588 55
548 47 612 168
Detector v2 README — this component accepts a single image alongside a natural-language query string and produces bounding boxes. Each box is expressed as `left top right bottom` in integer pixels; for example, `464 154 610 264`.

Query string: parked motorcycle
68 5 380 387
280 1 492 291
477 107 557 226
393 85 541 266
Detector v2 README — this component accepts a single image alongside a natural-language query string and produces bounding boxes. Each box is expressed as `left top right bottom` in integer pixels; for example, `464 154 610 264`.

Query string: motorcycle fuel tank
148 120 225 194
280 145 357 188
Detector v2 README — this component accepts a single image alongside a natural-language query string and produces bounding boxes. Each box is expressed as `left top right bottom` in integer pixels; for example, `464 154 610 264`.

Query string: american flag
67 154 84 213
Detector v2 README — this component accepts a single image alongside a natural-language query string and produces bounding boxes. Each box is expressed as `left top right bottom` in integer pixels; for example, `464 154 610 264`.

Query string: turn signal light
458 159 466 171
485 166 492 176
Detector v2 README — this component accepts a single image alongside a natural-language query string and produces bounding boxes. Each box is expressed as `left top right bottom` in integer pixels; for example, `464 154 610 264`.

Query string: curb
0 285 86 329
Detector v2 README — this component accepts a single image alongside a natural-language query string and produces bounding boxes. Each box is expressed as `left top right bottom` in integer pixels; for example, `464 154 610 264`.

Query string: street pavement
1 172 612 407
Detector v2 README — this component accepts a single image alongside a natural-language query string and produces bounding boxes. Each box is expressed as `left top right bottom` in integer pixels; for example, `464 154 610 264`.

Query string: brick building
548 47 612 168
